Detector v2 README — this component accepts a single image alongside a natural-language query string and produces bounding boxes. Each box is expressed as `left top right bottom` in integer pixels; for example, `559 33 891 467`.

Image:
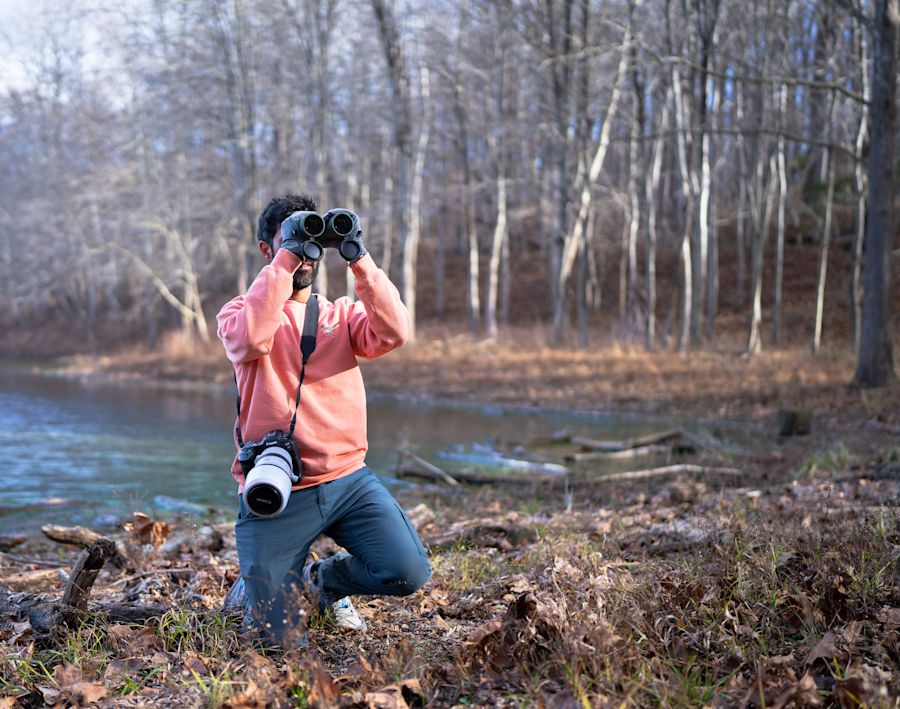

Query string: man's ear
259 240 273 262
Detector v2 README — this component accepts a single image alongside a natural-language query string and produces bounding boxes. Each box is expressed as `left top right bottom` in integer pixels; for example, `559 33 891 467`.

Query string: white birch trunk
404 67 432 342
773 85 788 345
645 89 671 350
552 39 628 335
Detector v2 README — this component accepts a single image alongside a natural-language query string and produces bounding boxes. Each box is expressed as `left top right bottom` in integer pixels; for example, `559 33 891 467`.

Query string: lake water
0 364 676 535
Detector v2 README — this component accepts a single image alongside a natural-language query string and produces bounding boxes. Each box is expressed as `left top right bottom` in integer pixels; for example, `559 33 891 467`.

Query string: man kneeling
217 193 431 646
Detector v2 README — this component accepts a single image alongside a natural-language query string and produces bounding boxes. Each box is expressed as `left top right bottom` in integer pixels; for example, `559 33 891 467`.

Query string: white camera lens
242 447 294 517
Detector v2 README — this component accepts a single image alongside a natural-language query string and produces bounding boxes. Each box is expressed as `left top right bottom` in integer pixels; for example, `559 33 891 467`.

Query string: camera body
239 430 301 518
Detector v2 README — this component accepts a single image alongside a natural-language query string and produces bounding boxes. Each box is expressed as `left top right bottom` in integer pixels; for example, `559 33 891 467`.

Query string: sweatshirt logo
322 325 337 337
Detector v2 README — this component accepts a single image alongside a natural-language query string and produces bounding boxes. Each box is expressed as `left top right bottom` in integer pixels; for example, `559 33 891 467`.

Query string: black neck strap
234 296 319 447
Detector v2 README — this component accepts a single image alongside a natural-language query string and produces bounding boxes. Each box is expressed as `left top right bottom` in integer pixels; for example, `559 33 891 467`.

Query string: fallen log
41 525 127 567
1 567 68 591
0 534 28 552
1 539 154 633
571 428 684 452
596 464 741 483
406 503 436 531
514 430 573 447
397 450 460 487
0 589 169 633
0 551 67 568
566 444 672 463
41 524 106 547
397 464 563 486
438 449 569 476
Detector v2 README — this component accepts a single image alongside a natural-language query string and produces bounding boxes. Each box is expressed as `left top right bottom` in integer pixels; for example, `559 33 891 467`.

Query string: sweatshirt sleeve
216 249 301 363
346 253 411 359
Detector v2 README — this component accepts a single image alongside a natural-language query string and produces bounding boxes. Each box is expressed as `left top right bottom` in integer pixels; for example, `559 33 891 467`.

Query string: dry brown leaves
36 663 107 708
464 591 564 674
124 512 174 547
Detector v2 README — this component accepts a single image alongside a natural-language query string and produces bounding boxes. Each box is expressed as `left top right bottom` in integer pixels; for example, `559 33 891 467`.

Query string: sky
0 0 40 91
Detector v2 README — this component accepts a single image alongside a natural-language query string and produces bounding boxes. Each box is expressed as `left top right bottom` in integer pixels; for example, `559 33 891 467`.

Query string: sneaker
325 596 368 633
302 552 367 632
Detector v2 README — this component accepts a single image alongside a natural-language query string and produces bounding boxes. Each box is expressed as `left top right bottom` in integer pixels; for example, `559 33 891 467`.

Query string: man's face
270 233 320 290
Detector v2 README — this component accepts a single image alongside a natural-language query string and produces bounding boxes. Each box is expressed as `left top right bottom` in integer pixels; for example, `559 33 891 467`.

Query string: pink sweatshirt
216 249 410 491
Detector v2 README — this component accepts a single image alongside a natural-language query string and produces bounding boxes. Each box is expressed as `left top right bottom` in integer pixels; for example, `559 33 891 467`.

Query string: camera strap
234 295 320 447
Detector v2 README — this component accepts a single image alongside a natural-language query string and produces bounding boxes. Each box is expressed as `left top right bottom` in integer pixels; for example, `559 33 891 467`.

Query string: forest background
1 2 900 706
0 0 897 394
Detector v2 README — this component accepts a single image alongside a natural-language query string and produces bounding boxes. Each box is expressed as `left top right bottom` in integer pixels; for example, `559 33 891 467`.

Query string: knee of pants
374 555 432 595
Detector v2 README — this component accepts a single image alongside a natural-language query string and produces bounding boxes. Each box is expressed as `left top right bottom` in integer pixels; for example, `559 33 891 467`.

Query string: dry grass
2 454 898 707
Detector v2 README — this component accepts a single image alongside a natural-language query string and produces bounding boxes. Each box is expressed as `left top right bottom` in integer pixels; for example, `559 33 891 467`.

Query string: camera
239 430 301 517
280 211 326 262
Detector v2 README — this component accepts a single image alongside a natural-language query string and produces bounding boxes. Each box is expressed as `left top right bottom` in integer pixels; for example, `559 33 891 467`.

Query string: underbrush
1 450 898 707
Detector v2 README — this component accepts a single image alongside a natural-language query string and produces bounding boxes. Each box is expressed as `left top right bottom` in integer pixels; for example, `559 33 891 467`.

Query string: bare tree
854 0 897 387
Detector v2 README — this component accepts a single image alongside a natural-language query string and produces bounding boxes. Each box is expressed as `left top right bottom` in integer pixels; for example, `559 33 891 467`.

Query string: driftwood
41 524 107 547
398 463 564 486
397 450 566 486
0 589 169 634
596 464 741 483
515 430 573 447
0 537 167 634
41 524 128 567
397 450 460 486
1 568 68 590
0 534 28 552
406 503 436 531
0 551 67 567
438 449 569 476
566 443 673 463
571 428 684 452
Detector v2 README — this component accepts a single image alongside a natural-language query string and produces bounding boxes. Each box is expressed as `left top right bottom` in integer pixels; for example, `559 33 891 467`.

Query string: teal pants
235 466 431 644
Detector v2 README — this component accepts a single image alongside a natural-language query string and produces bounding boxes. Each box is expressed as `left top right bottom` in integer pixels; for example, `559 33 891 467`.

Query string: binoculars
280 209 365 262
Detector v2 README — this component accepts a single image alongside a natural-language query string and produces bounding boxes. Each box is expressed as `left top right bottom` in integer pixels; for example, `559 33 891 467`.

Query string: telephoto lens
242 447 295 517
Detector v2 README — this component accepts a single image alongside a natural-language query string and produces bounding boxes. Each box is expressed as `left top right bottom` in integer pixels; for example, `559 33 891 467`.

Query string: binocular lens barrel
300 213 325 238
332 213 355 236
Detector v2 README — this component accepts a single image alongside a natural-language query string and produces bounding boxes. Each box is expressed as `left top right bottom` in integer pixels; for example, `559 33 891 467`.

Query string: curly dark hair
256 193 319 246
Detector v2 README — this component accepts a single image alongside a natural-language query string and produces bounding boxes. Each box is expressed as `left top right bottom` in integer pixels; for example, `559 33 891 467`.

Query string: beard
292 261 319 290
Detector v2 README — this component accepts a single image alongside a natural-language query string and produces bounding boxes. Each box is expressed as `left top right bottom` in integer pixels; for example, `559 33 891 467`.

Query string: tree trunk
486 173 507 340
852 25 870 352
747 154 778 356
854 0 897 387
812 139 835 354
735 81 748 306
704 69 721 342
552 37 628 337
370 0 413 332
773 84 788 345
404 68 432 342
645 88 671 350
